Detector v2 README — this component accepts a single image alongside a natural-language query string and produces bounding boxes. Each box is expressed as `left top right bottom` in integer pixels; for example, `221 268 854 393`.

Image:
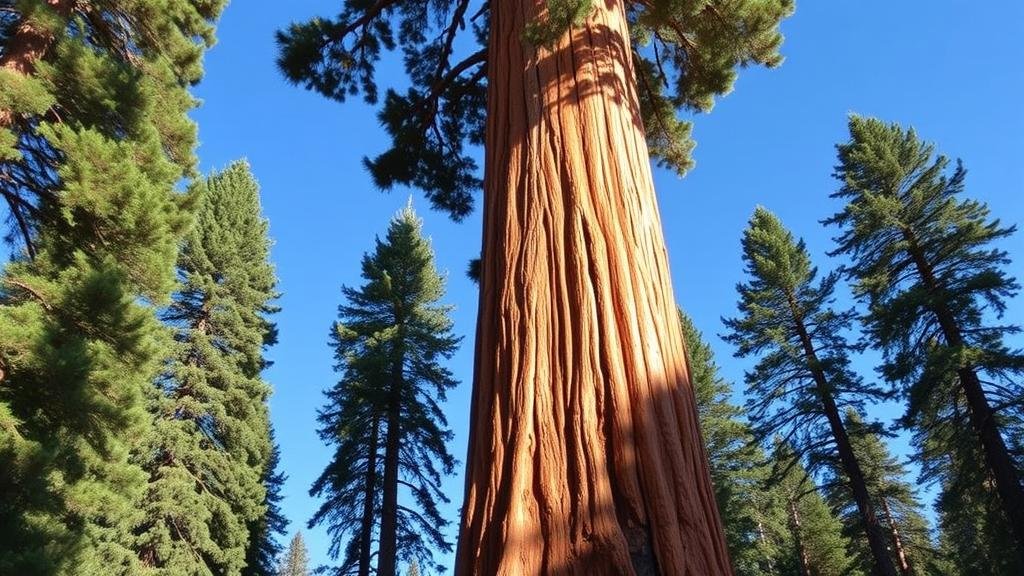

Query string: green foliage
134 161 280 575
278 532 311 576
826 115 1023 432
723 207 884 471
0 0 227 558
311 204 460 575
244 431 292 576
276 0 792 220
823 410 944 575
681 311 783 575
772 442 864 576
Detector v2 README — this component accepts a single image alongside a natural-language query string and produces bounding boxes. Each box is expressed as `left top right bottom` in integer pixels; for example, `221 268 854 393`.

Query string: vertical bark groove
455 1 730 573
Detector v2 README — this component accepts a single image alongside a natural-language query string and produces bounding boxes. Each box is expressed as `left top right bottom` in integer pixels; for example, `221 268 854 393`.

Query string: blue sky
190 1 1024 570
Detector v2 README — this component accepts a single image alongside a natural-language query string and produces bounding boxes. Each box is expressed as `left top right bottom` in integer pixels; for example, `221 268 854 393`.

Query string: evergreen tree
0 1 224 573
826 116 1024 559
135 161 280 574
723 207 897 575
245 430 292 576
277 1 792 571
311 204 459 576
916 374 1020 576
823 410 943 575
278 532 310 576
772 442 863 576
681 311 786 575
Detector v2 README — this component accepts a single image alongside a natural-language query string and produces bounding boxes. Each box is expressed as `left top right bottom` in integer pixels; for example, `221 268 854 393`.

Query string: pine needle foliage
311 204 460 576
723 207 884 469
276 0 792 220
0 1 225 572
826 115 1023 431
135 161 280 575
827 116 1024 557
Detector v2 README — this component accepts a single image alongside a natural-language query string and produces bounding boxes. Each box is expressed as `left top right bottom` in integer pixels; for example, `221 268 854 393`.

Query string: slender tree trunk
901 231 1024 560
787 295 899 576
881 498 913 576
788 498 811 576
0 0 74 127
377 388 401 576
455 1 730 574
358 414 381 576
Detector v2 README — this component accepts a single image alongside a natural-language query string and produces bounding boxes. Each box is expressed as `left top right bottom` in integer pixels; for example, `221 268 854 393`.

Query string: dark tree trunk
358 414 380 576
787 295 899 576
901 231 1024 561
454 0 731 574
377 366 402 576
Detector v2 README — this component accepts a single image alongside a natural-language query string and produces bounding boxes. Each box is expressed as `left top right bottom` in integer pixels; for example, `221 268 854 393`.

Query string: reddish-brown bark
882 498 914 576
0 0 74 127
454 1 731 574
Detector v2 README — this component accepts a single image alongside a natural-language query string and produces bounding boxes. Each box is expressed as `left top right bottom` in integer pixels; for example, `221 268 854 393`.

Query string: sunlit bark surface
455 1 731 574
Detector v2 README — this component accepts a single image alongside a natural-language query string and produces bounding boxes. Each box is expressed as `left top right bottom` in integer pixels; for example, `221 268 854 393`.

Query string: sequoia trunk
454 1 730 574
0 0 74 127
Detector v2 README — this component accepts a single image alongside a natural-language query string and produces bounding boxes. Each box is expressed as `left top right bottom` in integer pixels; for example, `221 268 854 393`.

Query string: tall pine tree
827 116 1024 559
135 161 280 574
823 409 943 576
724 207 897 576
277 2 792 571
278 532 311 576
0 1 225 572
311 204 459 576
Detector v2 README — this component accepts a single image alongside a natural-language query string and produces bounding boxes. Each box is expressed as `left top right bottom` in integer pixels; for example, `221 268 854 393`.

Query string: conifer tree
311 204 459 576
278 532 311 576
823 410 942 575
827 116 1024 558
724 207 897 576
277 2 792 571
772 442 864 576
135 161 280 574
681 312 785 575
244 431 291 576
0 1 224 572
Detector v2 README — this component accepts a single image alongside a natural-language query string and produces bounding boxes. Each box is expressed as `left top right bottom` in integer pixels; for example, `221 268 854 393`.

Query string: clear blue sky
189 1 1024 570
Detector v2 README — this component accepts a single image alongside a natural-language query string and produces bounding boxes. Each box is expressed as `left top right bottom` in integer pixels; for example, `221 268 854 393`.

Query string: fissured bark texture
454 1 732 574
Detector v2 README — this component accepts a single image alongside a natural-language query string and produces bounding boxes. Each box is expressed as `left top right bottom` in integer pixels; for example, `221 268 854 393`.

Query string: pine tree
772 443 863 576
723 207 897 576
823 410 942 575
0 1 225 573
826 116 1024 559
278 532 310 576
310 204 459 576
277 1 793 571
244 430 291 576
916 374 1020 576
135 161 280 574
681 311 785 575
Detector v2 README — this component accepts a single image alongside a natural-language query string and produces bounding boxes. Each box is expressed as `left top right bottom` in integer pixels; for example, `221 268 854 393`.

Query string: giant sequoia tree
723 208 897 576
278 1 792 572
0 1 224 572
827 116 1024 559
